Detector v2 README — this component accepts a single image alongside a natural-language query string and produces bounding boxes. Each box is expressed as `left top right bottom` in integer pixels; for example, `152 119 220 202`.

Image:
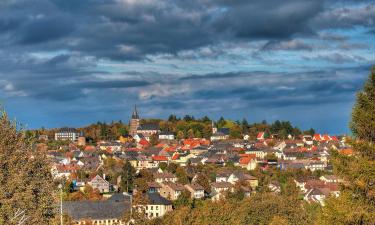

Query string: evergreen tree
350 68 375 142
120 161 136 192
320 68 375 224
0 110 55 224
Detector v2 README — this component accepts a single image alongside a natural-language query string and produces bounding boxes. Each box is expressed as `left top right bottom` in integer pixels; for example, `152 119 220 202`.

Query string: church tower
130 105 140 136
212 120 217 134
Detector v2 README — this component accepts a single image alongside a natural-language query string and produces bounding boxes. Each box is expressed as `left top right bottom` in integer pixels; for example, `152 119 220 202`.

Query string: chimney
103 174 106 180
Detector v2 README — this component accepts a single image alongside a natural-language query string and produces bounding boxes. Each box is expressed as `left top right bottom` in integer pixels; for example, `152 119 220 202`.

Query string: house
148 182 162 193
184 183 205 199
51 164 80 179
159 131 175 140
227 171 258 189
257 132 265 141
160 182 186 200
63 193 130 225
211 128 230 141
88 175 110 193
152 155 169 164
55 127 80 142
137 124 161 141
210 182 233 201
320 175 343 184
153 172 177 183
268 181 281 194
305 161 326 171
135 193 173 219
236 154 257 170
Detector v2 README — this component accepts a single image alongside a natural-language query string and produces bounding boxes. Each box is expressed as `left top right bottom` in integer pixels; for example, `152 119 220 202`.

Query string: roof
211 182 232 188
186 183 204 191
147 193 172 205
139 138 150 146
63 197 130 220
217 128 230 135
152 155 168 161
162 182 185 191
138 124 160 131
57 127 78 133
257 132 265 139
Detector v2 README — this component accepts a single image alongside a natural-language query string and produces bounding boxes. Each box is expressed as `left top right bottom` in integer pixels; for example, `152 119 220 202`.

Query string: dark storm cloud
2 0 372 61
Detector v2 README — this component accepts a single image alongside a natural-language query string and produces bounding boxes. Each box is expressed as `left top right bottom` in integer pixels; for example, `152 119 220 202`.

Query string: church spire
132 104 139 119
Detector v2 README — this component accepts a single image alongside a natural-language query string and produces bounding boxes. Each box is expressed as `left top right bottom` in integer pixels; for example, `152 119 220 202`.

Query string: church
129 105 160 141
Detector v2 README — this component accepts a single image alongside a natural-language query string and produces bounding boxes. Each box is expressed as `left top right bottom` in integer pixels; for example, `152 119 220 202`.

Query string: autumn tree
0 110 55 224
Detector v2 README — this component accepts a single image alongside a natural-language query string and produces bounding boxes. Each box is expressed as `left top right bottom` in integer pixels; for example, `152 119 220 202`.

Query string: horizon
1 0 374 134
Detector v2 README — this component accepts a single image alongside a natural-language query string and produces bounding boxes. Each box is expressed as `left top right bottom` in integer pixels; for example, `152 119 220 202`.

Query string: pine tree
0 110 55 224
350 67 375 142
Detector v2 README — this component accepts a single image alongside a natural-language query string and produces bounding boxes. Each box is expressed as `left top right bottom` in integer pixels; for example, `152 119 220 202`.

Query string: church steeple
132 105 139 119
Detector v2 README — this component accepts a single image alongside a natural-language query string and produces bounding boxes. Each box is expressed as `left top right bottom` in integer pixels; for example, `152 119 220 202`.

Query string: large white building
55 127 80 141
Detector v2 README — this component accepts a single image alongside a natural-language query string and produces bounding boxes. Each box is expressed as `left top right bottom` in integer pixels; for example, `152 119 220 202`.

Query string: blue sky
0 0 374 134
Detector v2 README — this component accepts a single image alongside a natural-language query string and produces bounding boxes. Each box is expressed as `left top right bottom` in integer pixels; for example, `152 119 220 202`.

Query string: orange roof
313 134 322 141
322 134 331 141
152 155 168 161
84 145 96 151
239 154 256 164
340 148 353 156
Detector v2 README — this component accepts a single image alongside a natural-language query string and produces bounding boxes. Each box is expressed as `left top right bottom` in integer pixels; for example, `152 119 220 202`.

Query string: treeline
28 115 315 142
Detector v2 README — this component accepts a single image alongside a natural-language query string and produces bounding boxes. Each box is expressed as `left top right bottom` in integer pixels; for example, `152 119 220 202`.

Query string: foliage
350 67 375 142
0 111 55 224
121 160 136 192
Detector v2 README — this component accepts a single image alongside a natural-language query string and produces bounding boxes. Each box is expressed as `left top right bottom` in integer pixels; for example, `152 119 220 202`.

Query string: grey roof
57 127 78 133
217 128 230 135
63 195 130 220
147 193 172 205
138 124 160 131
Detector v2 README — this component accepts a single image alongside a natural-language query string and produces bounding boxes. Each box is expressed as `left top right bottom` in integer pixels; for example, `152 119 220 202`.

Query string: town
29 105 353 224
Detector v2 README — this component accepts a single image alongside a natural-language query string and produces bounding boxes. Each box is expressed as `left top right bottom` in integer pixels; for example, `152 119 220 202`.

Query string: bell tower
130 105 140 136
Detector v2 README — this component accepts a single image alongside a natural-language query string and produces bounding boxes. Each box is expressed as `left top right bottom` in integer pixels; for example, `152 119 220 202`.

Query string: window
151 206 153 210
156 206 158 210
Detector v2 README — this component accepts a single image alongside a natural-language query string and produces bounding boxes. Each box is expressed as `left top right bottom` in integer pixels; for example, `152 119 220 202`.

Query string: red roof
139 139 150 146
152 155 168 161
257 132 265 139
171 153 180 160
330 136 338 141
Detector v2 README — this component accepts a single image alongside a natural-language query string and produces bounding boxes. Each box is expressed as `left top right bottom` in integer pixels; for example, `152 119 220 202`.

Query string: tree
121 161 136 192
0 110 55 224
350 67 375 142
177 131 185 140
175 167 189 184
187 129 195 139
195 173 210 193
319 68 375 225
149 134 159 146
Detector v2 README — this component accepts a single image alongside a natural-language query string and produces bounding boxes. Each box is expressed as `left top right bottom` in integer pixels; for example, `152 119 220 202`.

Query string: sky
0 0 374 134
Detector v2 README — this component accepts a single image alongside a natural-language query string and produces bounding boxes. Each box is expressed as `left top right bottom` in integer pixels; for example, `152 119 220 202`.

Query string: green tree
350 68 375 142
120 161 136 192
0 110 55 224
175 167 189 184
320 68 375 225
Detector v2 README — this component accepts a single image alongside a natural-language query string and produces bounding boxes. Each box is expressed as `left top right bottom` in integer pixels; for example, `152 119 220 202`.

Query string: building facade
55 128 80 141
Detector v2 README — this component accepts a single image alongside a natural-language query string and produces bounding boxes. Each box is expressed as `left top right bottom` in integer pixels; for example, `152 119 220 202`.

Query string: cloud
261 39 313 51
